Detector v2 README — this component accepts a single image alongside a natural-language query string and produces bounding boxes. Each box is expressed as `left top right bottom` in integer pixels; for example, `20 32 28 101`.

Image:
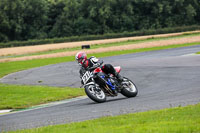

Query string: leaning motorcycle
80 65 138 103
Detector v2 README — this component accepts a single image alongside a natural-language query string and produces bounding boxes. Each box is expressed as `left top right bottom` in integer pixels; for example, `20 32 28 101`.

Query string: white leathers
90 56 100 67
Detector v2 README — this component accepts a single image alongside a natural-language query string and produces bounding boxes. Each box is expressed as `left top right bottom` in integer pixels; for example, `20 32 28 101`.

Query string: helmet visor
77 58 82 63
77 58 84 66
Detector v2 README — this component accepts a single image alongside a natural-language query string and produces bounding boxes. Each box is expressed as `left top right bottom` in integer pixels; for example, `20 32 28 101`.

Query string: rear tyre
85 84 106 103
121 77 138 97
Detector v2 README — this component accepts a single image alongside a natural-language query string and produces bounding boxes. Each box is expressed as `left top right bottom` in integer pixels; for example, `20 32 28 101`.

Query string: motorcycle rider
75 51 123 93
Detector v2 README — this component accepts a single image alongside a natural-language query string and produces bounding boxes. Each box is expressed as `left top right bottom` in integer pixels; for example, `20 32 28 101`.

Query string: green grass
0 84 84 109
8 104 200 133
197 52 200 54
1 32 200 59
0 56 74 78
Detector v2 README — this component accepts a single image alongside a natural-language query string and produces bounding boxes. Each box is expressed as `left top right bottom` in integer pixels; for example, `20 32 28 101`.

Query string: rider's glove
81 80 84 85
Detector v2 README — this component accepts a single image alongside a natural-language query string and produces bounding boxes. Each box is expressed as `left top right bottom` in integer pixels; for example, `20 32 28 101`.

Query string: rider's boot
114 72 123 83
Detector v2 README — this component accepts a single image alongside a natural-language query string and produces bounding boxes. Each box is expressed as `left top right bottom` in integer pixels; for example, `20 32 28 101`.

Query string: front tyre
121 77 138 97
85 85 106 103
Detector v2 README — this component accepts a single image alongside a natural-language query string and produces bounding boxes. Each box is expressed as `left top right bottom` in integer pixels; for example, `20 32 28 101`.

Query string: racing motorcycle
80 65 138 103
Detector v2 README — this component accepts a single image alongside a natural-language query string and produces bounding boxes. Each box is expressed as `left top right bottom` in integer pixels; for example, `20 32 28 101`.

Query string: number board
82 71 92 84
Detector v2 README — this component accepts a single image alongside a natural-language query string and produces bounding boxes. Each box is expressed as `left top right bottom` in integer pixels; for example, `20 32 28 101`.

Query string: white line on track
0 96 87 116
0 110 12 114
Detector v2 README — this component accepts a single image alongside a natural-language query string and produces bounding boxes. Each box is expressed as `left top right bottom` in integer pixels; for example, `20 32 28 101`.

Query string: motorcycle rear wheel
121 77 138 97
85 85 106 103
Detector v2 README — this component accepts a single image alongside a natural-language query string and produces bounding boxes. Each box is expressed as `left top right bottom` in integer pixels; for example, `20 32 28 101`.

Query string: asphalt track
0 45 200 132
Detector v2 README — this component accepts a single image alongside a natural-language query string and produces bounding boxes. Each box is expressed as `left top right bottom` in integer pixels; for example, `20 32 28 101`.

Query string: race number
82 71 92 84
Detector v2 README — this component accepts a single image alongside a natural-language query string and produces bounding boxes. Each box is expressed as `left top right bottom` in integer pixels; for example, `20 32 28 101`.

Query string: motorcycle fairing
93 67 102 73
114 66 121 73
94 66 121 74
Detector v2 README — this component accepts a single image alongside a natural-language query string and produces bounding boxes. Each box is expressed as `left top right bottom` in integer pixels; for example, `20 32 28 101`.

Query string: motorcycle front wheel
121 77 138 97
85 84 106 103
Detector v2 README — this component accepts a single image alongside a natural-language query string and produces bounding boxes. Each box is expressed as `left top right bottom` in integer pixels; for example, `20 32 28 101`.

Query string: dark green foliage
0 0 48 42
0 0 200 45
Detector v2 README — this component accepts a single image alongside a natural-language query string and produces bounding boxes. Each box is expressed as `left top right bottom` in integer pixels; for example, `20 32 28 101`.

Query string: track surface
1 46 200 132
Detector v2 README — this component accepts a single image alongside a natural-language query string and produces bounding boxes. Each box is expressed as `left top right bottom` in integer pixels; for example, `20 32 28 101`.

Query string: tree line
0 0 200 42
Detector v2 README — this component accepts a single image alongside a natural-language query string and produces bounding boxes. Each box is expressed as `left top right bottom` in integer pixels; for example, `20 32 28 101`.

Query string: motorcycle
80 65 138 103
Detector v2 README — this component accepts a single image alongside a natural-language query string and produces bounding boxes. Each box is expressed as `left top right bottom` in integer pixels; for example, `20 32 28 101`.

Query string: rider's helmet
75 51 87 66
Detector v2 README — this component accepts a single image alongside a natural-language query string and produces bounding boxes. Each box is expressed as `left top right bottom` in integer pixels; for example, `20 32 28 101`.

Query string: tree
47 0 65 37
49 0 81 37
21 0 49 40
0 0 200 43
0 0 24 41
0 9 9 42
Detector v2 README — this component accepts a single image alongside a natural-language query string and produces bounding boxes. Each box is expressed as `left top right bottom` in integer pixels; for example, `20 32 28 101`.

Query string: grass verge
0 84 84 109
197 52 200 54
1 32 200 58
8 104 200 133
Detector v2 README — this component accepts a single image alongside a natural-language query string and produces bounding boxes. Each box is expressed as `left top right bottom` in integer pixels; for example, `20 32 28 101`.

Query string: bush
0 25 200 48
